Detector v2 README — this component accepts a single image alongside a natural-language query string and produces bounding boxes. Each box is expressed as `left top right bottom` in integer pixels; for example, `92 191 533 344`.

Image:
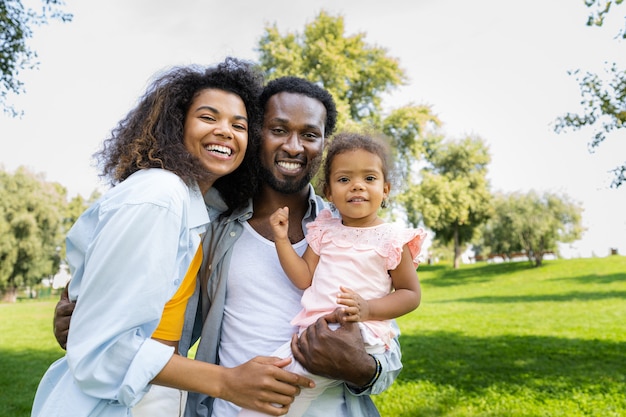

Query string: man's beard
260 155 322 195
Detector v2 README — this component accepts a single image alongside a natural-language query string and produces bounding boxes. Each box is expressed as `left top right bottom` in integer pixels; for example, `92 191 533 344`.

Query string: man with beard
180 77 402 417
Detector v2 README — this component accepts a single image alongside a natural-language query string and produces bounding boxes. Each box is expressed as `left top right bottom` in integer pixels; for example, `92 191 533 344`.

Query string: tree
402 136 493 269
1 0 72 116
479 191 584 267
256 10 441 201
256 10 407 129
381 105 442 180
554 0 625 188
0 166 68 301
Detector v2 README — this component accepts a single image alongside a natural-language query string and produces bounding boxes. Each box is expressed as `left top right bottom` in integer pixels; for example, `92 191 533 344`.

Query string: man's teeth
206 144 232 156
277 161 301 170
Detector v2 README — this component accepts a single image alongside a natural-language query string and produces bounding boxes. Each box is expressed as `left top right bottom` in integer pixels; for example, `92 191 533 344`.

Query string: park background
1 0 626 259
1 1 626 416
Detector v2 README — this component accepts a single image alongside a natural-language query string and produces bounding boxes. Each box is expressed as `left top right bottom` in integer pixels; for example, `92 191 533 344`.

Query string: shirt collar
303 184 326 222
189 182 211 233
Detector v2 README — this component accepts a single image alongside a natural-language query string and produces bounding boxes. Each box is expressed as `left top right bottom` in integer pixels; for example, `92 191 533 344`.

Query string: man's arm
290 308 402 394
53 284 75 350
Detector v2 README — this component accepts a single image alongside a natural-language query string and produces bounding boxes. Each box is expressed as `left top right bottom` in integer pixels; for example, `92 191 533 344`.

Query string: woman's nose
214 121 233 139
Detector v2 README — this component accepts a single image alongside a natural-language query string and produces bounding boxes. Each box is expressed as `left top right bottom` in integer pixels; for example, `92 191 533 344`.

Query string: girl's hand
337 286 370 322
269 207 289 241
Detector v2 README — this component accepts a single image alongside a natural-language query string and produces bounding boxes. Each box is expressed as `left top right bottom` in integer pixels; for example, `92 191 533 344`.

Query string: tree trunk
453 225 461 269
2 287 18 303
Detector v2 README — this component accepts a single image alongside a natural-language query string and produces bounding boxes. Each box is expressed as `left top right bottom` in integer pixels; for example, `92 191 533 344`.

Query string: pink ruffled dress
291 209 426 349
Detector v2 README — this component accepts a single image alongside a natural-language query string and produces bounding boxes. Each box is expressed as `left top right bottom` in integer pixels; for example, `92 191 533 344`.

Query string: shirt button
174 279 180 285
230 232 236 237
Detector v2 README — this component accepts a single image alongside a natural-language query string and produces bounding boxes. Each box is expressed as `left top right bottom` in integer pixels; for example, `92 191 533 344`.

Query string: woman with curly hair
31 57 312 417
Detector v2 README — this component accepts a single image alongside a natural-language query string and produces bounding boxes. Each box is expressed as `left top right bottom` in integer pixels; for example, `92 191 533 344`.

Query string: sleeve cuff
118 339 175 406
347 354 382 395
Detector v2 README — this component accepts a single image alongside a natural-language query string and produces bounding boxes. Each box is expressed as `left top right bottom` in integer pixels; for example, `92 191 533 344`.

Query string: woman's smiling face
183 88 249 193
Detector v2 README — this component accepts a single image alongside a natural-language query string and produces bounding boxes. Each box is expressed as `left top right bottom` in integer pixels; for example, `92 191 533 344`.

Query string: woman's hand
219 356 315 416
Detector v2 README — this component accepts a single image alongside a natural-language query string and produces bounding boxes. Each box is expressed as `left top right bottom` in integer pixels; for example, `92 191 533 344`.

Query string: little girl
238 131 426 417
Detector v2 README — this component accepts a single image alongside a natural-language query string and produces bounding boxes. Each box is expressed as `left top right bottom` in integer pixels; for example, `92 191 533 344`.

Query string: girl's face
183 88 249 193
325 148 390 227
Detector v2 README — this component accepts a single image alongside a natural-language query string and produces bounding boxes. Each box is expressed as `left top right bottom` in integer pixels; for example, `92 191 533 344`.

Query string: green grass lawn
373 256 626 417
1 256 625 416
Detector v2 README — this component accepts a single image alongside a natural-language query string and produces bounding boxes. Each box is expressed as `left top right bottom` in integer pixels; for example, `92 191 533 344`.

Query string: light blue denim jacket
180 186 402 417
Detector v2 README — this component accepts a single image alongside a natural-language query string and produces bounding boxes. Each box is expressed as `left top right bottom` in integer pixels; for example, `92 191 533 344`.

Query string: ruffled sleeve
305 209 337 255
383 227 427 270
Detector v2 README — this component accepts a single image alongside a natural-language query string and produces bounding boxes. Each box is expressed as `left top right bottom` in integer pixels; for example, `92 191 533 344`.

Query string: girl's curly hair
94 57 264 212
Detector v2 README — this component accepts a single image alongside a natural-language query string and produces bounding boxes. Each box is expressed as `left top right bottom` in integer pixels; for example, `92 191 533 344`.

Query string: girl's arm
269 207 319 289
338 244 421 321
153 354 314 416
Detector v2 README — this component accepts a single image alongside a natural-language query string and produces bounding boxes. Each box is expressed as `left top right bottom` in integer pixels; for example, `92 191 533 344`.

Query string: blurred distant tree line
0 10 587 302
0 166 91 302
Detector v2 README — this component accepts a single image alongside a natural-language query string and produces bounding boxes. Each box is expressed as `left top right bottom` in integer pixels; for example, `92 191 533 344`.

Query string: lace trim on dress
306 209 427 269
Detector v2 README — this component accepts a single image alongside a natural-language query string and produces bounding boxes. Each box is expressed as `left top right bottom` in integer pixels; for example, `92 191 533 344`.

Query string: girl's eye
201 115 216 122
338 177 349 183
366 176 377 182
233 123 247 131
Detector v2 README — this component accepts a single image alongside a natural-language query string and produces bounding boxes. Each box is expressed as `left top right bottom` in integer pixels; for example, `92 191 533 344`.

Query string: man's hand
290 308 376 387
53 285 75 350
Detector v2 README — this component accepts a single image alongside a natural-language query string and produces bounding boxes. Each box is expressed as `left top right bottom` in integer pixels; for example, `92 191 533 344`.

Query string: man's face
259 92 326 194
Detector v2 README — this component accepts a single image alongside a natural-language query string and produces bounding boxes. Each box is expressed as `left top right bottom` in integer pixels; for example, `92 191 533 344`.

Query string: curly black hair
94 57 264 212
259 76 337 138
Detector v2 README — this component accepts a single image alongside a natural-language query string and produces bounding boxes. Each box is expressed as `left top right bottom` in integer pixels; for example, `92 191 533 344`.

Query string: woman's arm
153 354 314 416
66 199 185 403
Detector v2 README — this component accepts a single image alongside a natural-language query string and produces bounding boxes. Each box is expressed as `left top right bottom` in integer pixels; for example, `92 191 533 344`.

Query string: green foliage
382 106 442 180
256 10 407 128
0 166 87 300
478 191 584 267
402 136 492 268
585 0 625 32
554 0 625 187
0 0 72 116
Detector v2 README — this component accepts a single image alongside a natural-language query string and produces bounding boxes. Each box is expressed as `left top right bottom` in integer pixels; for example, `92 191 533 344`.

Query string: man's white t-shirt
212 222 307 417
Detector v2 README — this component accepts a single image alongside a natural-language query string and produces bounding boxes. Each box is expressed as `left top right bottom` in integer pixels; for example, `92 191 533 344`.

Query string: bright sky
1 0 625 258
